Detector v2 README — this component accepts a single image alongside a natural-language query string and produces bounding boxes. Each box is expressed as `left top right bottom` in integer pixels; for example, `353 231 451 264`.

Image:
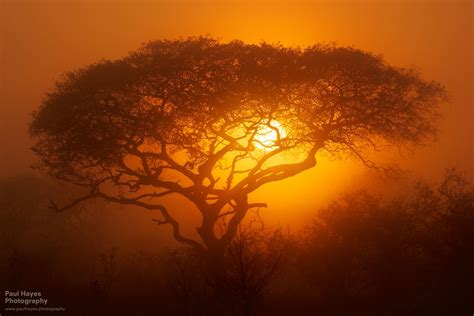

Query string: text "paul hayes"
5 290 48 306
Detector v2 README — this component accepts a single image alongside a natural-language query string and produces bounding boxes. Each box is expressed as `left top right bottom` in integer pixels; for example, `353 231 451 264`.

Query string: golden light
254 120 287 149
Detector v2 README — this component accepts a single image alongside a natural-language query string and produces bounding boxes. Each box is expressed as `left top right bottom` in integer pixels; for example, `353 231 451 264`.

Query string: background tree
164 215 287 316
30 37 446 256
278 168 473 316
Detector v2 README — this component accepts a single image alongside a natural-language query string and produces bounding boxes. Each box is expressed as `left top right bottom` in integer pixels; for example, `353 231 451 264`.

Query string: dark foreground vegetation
1 169 473 315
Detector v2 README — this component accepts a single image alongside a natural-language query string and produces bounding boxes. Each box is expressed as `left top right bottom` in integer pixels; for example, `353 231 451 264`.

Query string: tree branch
50 190 204 250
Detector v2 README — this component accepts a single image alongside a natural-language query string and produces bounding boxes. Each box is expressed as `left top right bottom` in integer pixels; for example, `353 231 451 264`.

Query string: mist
1 1 473 315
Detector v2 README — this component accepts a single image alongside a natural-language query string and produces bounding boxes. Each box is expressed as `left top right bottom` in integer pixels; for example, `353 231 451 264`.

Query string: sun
254 120 287 149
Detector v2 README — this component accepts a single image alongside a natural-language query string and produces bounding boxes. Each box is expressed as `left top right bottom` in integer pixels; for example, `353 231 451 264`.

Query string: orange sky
1 0 473 232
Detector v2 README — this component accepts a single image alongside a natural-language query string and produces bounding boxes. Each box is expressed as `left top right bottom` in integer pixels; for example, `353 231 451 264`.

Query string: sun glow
253 121 287 149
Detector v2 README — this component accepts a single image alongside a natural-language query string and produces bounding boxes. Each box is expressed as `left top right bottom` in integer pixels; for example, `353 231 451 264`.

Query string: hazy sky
1 0 472 227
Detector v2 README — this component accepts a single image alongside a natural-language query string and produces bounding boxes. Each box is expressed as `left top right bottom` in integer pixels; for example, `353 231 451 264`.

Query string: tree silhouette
30 37 446 255
291 169 474 315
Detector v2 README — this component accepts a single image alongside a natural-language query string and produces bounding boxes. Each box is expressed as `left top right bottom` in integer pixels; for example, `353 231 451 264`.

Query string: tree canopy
30 37 447 253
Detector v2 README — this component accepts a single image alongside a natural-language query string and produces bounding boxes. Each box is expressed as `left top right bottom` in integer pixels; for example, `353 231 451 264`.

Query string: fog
1 2 473 314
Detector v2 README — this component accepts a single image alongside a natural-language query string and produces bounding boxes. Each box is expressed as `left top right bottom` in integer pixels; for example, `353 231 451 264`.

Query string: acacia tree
30 37 446 256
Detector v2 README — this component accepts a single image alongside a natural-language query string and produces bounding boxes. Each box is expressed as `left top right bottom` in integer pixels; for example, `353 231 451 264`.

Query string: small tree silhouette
219 217 286 316
30 37 446 256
